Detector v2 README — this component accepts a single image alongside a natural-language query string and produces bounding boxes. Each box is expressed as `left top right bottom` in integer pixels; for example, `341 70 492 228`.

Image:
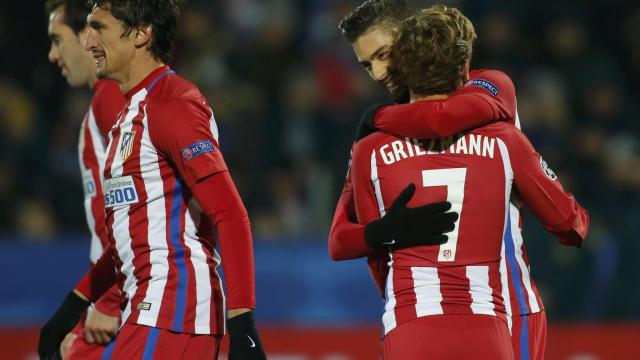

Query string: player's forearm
217 216 256 309
93 284 121 316
328 210 372 260
192 172 256 309
542 200 590 247
328 183 375 260
374 93 501 139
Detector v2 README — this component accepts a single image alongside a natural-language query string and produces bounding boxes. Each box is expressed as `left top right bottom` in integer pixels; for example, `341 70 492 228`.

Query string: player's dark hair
339 0 410 43
45 0 90 35
88 0 185 63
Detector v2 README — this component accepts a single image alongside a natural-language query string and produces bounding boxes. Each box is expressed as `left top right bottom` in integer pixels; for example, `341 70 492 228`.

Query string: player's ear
133 25 153 49
462 60 470 82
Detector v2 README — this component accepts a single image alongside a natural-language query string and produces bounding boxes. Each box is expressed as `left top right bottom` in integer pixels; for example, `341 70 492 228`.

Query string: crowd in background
0 0 638 320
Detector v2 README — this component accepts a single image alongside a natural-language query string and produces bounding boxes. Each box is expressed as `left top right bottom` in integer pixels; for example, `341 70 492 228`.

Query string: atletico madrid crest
120 131 136 162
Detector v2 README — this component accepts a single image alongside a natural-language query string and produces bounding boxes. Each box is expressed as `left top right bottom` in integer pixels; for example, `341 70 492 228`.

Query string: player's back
351 122 517 334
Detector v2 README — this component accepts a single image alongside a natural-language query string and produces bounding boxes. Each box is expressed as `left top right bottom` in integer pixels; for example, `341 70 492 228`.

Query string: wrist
364 219 393 249
227 311 255 335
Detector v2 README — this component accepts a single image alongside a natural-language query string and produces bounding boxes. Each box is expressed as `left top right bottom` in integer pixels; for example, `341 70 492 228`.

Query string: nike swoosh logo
381 239 396 245
247 335 256 348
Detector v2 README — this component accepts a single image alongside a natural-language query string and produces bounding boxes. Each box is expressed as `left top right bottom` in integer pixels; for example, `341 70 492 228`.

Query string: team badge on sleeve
540 157 558 180
119 131 136 162
182 140 215 161
466 79 499 96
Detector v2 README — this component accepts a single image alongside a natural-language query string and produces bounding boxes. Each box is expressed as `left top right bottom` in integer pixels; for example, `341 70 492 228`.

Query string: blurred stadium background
1 0 639 359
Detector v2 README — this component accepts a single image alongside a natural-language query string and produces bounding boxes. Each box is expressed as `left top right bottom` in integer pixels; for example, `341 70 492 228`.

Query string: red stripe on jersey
391 267 418 326
438 267 473 315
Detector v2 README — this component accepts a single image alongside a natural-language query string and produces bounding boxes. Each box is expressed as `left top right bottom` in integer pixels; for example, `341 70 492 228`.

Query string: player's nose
84 28 97 51
371 61 389 83
48 44 59 63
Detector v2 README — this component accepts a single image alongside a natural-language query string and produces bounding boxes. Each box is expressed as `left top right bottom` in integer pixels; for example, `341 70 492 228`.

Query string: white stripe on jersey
110 91 146 325
382 263 396 335
412 267 444 318
499 233 513 332
370 150 386 217
510 205 541 313
370 150 397 334
497 138 515 331
135 102 170 327
80 108 109 263
466 265 495 316
208 112 220 142
183 199 211 334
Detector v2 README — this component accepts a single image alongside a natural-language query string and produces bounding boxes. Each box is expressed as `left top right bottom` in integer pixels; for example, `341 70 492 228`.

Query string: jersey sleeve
149 98 228 188
92 80 125 140
328 157 374 261
502 127 589 246
190 171 256 310
374 69 516 139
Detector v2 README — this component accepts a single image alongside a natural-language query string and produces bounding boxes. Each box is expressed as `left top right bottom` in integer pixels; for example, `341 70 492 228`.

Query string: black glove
355 102 391 142
364 183 459 250
227 311 266 360
38 291 91 360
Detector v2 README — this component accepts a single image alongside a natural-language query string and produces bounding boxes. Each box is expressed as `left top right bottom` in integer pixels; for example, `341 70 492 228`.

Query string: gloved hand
354 102 392 142
38 291 91 360
227 311 266 360
364 183 459 250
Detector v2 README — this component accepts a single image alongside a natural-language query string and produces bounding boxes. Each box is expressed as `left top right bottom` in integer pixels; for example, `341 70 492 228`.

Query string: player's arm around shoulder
373 68 517 139
497 124 590 246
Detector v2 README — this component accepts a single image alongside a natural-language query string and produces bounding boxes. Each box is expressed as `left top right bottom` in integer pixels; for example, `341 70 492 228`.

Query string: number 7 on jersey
422 168 466 262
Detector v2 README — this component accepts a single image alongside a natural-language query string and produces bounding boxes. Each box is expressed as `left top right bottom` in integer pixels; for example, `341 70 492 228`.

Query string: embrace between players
39 0 589 359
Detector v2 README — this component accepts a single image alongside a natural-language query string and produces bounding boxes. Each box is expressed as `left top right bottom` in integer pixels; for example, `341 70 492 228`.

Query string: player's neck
119 54 165 94
410 92 449 103
87 73 98 89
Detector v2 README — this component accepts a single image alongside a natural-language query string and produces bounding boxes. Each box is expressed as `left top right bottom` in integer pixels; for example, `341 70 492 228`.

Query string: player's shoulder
149 74 210 117
466 69 515 96
353 132 396 159
93 80 124 105
474 121 528 146
154 72 206 103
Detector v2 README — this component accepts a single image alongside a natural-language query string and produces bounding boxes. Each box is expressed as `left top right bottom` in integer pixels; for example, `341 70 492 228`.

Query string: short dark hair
45 0 90 35
339 0 410 43
88 0 185 63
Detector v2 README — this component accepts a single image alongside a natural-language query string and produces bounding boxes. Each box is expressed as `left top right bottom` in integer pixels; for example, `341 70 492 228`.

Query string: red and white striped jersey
79 79 124 263
102 66 228 335
372 70 549 322
351 122 588 335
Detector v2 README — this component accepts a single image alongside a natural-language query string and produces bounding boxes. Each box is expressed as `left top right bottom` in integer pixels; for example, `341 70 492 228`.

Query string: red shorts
100 323 220 360
511 311 547 360
382 314 514 360
65 319 107 360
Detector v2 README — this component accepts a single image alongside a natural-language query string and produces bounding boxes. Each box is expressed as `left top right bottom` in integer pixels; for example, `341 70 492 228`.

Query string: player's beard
390 85 410 104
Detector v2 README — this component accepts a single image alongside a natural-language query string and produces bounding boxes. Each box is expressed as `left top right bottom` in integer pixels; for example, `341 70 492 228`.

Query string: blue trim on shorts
146 69 175 92
170 177 188 332
519 314 530 360
141 327 161 360
504 213 530 359
100 337 117 360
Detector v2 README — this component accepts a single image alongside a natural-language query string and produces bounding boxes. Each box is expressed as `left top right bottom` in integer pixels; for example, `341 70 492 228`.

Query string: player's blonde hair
389 5 477 97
